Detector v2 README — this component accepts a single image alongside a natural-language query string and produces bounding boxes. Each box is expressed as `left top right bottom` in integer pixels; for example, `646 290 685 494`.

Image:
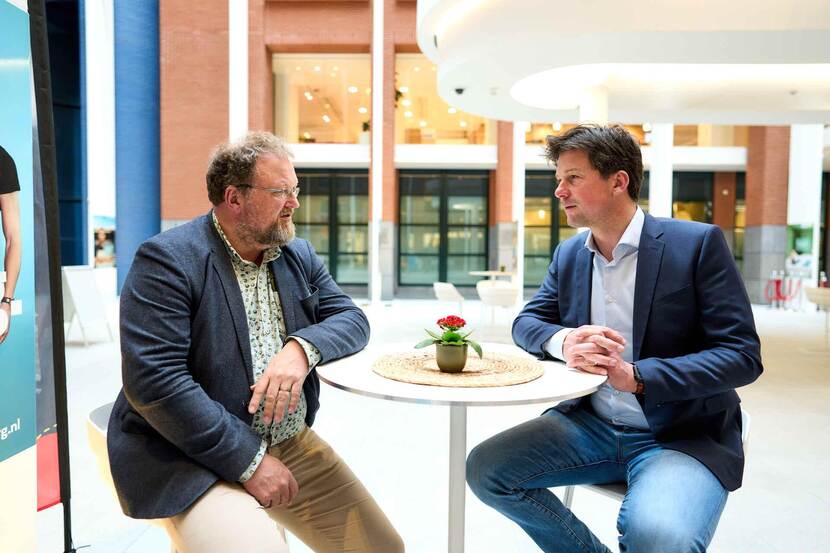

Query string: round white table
316 342 606 553
468 270 514 281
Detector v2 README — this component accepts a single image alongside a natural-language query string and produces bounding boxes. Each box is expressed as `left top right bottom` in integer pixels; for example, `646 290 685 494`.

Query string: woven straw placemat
372 350 544 388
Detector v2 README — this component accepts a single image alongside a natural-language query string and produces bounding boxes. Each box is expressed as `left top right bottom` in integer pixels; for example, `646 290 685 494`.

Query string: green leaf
425 328 442 340
467 339 483 358
414 338 437 349
460 330 473 339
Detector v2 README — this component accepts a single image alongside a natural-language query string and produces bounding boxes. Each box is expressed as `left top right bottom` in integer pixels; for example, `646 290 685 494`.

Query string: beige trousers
161 427 404 553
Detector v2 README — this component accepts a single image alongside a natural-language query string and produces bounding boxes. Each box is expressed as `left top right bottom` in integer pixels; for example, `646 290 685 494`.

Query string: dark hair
544 124 643 201
205 132 293 205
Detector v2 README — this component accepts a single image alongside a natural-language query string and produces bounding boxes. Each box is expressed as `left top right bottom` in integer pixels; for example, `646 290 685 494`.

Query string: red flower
437 315 466 331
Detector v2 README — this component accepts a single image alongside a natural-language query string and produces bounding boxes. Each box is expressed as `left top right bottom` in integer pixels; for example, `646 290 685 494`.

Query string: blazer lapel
633 215 665 361
574 246 593 327
206 217 254 386
270 253 298 336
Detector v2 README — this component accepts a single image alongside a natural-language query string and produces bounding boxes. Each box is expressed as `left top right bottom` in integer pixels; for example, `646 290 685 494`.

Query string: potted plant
415 315 483 373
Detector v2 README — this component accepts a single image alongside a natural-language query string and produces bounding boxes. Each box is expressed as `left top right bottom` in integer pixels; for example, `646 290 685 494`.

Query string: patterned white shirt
211 212 322 482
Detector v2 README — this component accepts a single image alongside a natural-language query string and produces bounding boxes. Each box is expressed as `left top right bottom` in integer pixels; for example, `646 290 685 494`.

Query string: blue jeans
467 407 728 553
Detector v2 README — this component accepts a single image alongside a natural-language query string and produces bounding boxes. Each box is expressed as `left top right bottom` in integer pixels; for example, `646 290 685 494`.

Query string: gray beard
239 219 295 249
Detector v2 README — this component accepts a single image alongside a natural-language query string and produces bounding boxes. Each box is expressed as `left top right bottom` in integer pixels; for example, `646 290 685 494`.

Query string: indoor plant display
415 315 483 373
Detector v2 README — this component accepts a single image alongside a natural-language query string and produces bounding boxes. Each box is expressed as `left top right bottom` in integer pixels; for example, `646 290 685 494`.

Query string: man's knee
621 516 707 553
466 439 507 501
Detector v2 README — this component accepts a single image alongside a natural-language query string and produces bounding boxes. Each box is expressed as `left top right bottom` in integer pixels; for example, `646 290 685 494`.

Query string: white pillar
578 86 608 125
368 0 384 303
648 124 674 218
84 0 116 264
228 0 249 140
788 124 825 284
511 122 528 288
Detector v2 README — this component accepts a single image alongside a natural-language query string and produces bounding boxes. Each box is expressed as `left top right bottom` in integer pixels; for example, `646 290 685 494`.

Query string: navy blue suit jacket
107 213 370 518
513 213 762 491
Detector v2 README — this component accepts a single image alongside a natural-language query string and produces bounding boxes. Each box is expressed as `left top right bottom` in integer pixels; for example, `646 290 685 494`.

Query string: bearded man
107 132 403 553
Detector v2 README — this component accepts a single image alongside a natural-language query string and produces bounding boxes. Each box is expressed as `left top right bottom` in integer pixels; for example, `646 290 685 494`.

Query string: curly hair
544 125 643 201
205 132 293 205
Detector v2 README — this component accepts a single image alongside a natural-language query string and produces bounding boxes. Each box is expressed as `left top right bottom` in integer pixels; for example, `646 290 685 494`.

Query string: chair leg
563 485 575 509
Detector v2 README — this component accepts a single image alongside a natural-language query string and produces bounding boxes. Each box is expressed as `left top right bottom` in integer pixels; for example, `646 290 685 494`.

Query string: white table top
468 270 514 278
316 342 606 407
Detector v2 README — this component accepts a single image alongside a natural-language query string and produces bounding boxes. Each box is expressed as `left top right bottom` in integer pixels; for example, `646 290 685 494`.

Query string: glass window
672 172 713 223
399 170 489 286
523 171 583 287
395 54 494 145
273 54 371 144
295 169 369 284
526 123 649 146
400 227 441 254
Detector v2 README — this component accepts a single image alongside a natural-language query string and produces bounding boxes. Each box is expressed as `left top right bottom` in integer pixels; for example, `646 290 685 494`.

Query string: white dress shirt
545 207 649 429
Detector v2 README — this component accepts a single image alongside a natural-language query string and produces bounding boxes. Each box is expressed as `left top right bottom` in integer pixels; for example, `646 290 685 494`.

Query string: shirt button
605 294 614 303
613 390 620 396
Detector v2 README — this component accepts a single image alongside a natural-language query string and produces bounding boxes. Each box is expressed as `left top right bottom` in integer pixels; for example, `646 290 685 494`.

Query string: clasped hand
562 325 637 393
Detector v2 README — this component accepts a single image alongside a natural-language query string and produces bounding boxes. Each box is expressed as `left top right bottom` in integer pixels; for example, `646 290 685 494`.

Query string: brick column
744 126 790 303
159 0 228 229
490 121 516 272
712 172 737 252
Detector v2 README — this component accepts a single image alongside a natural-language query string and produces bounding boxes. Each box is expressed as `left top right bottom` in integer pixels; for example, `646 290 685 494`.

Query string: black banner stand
28 0 75 551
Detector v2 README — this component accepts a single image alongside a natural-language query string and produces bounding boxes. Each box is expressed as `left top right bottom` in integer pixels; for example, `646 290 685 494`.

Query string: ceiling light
295 66 302 71
358 106 368 114
431 66 436 71
324 103 331 109
414 66 421 72
330 73 336 78
333 66 339 71
537 209 546 219
642 122 653 132
401 99 412 107
348 86 358 93
448 107 457 114
400 86 409 93
553 121 562 131
313 65 321 72
304 91 314 101
404 111 413 118
365 88 371 95
303 132 311 139
459 120 468 128
419 120 427 128
322 114 331 123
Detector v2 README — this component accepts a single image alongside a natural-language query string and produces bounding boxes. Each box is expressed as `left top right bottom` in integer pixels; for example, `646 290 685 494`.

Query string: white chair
476 280 520 324
433 282 465 315
563 408 752 508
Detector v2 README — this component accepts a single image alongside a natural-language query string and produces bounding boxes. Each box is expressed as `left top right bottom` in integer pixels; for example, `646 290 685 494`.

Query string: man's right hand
562 325 626 373
242 454 299 508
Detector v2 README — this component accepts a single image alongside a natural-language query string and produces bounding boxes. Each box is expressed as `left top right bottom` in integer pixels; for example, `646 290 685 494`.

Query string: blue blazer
513 214 762 491
107 213 370 519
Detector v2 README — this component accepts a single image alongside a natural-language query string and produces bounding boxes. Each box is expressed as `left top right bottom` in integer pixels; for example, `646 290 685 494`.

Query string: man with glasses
108 132 403 552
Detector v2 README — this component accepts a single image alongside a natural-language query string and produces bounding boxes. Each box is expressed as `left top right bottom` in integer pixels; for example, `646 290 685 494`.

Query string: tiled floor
37 293 830 552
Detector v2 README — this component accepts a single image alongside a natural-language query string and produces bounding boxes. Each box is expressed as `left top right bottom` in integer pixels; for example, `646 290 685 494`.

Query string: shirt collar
211 210 281 266
584 207 645 258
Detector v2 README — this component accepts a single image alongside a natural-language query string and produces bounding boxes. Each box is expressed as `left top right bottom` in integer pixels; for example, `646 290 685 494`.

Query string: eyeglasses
236 184 301 199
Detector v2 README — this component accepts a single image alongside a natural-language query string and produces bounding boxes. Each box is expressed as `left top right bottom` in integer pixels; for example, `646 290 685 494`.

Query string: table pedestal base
448 405 467 553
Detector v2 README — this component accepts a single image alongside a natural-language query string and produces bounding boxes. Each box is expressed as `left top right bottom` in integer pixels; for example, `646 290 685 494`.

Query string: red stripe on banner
37 433 61 511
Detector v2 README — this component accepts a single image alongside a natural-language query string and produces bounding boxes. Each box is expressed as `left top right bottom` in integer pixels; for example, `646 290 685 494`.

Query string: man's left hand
248 340 309 424
578 346 638 393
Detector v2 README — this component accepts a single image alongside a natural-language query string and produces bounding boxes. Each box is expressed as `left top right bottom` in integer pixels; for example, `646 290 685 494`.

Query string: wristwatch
632 363 645 395
1 296 12 305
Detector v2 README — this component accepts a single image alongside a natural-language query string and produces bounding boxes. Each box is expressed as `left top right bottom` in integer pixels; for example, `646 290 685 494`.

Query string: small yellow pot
435 343 468 373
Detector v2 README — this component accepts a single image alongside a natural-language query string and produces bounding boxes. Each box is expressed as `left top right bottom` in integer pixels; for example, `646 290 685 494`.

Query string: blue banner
0 0 36 464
